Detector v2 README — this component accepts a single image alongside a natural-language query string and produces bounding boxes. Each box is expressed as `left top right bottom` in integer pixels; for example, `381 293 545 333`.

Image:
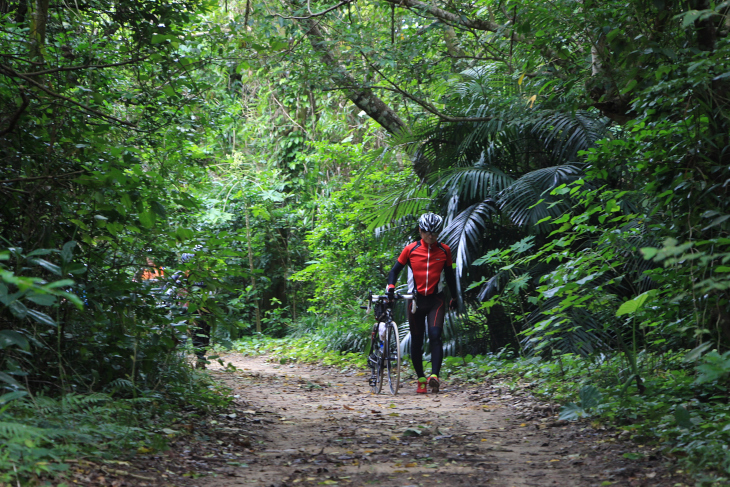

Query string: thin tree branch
17 58 148 77
0 89 29 137
380 0 567 66
363 55 493 123
0 170 85 184
277 0 354 20
268 85 310 137
0 64 136 127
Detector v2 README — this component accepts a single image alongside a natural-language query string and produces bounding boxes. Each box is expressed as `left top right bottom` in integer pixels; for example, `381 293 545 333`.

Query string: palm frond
499 165 584 231
441 201 499 294
358 180 431 234
477 270 512 302
532 110 611 163
432 159 515 203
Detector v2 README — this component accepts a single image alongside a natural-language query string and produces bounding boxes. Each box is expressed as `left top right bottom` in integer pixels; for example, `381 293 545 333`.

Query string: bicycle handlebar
370 293 414 301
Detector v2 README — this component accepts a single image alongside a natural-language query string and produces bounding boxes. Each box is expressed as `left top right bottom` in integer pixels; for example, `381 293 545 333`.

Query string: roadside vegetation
2 0 730 484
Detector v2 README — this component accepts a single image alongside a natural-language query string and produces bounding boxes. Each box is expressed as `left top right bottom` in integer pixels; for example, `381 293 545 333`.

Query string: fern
61 392 111 409
0 421 47 439
108 378 134 391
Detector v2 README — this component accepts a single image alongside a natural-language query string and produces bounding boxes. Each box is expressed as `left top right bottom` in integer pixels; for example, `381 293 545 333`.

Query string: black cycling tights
407 292 446 378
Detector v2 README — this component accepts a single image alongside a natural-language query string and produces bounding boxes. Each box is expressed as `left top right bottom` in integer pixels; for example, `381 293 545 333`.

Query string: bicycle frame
365 292 413 394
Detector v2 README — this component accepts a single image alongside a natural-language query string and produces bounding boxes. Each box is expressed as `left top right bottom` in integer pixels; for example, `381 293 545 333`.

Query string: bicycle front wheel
368 328 384 394
385 321 401 394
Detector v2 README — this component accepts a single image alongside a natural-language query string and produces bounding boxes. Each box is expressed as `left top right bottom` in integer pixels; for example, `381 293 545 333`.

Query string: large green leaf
0 372 23 390
579 385 603 410
559 402 587 420
616 290 655 317
27 309 57 327
0 330 30 350
30 258 62 276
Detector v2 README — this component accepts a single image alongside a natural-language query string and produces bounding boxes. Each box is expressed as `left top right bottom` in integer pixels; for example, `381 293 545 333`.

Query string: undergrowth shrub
0 364 231 485
287 311 371 353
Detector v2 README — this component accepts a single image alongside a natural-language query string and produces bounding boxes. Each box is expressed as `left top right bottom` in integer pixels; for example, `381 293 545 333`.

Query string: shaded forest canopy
2 0 730 482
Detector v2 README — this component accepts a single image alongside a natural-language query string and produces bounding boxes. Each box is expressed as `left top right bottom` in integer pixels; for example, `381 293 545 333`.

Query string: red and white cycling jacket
387 239 457 297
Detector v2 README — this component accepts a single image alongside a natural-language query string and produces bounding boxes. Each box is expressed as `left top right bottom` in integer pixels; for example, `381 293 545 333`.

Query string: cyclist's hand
449 298 458 310
387 287 395 302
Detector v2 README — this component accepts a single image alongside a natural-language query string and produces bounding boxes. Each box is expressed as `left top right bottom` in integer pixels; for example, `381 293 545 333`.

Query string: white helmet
418 213 443 233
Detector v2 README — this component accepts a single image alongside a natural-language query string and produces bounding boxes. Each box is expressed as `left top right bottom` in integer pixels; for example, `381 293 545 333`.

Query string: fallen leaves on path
61 355 695 487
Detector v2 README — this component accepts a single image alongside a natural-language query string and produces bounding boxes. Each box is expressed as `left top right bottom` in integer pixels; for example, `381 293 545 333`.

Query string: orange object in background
140 258 164 281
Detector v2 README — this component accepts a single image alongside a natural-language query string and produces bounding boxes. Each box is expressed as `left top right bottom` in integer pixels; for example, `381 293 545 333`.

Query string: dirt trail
174 354 692 487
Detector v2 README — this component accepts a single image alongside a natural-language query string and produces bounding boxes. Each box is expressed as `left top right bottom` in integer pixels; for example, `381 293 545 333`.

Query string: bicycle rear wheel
385 321 401 394
368 327 384 394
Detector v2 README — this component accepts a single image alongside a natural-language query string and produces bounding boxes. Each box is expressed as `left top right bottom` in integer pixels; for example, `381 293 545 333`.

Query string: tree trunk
295 15 408 136
244 206 262 333
29 0 49 61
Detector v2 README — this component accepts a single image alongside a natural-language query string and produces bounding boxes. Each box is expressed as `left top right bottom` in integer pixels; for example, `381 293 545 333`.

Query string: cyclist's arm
387 245 412 291
444 263 458 298
386 260 405 291
442 244 458 299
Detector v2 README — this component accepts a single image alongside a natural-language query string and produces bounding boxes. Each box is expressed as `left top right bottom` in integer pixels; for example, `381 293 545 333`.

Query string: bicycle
363 292 413 394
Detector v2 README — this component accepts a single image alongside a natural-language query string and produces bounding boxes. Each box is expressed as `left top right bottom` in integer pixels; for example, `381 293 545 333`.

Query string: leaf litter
62 354 696 487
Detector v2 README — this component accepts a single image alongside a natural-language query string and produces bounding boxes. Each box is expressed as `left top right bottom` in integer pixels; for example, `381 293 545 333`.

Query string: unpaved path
175 354 692 487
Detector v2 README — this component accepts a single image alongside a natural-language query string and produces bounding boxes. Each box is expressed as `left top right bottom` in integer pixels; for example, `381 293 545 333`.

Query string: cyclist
386 213 458 394
176 246 213 369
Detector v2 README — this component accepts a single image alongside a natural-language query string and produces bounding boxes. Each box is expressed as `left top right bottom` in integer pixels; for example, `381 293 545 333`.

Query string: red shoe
416 377 428 394
428 374 439 393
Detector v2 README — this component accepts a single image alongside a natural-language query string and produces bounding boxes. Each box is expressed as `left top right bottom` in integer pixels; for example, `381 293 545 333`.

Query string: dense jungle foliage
2 0 730 482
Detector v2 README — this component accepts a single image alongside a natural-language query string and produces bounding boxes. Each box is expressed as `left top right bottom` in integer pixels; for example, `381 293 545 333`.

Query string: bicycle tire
385 321 401 394
368 326 384 394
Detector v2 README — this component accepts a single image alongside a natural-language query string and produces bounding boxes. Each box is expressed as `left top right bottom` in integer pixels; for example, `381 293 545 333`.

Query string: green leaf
8 300 28 318
44 279 74 289
623 452 644 460
61 241 76 264
621 79 637 95
31 258 62 276
270 39 288 50
640 247 658 260
579 385 603 410
25 292 56 306
0 330 30 350
26 249 55 258
175 227 195 241
616 291 654 317
0 391 28 404
0 372 23 390
559 402 586 420
702 214 730 231
678 9 702 28
27 309 57 327
139 209 156 228
402 428 422 437
66 263 87 275
151 34 173 44
121 193 133 209
675 405 692 429
150 200 167 219
684 342 712 363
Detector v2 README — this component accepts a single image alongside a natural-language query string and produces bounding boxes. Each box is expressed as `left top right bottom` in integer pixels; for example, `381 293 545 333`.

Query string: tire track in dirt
194 354 690 487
